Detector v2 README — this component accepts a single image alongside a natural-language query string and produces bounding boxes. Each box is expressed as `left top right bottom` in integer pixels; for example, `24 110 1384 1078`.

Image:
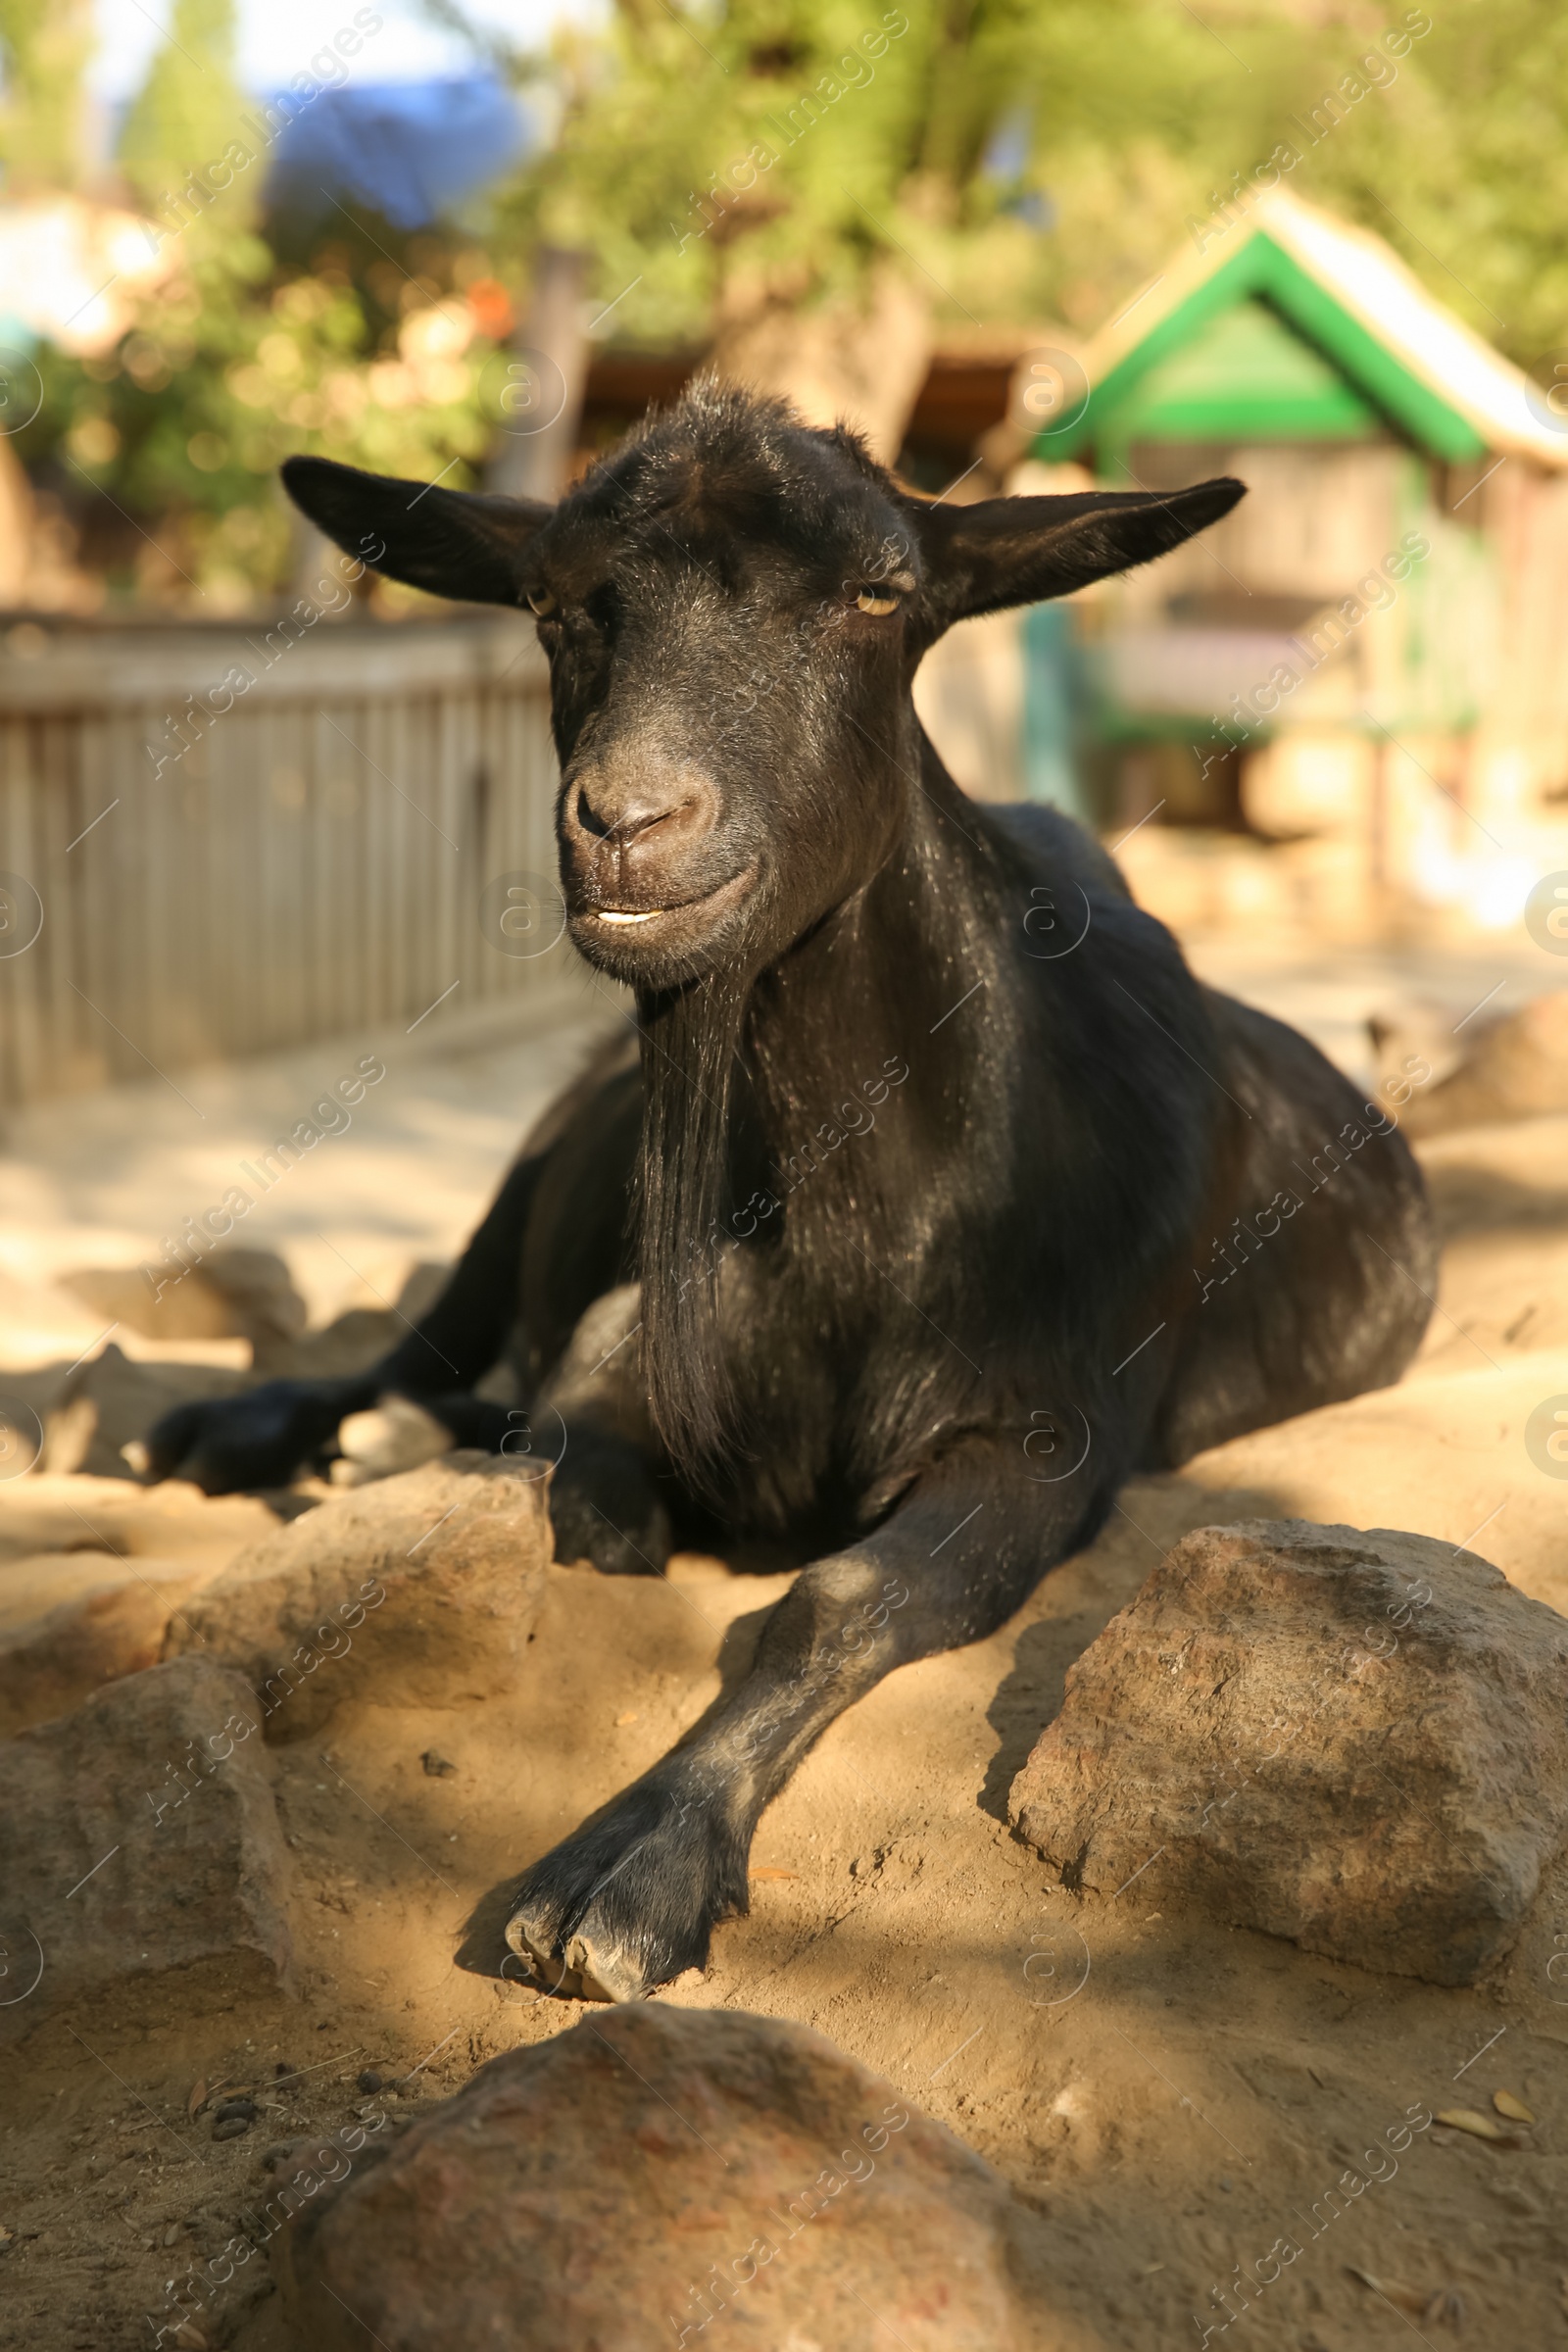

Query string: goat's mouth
569 861 759 965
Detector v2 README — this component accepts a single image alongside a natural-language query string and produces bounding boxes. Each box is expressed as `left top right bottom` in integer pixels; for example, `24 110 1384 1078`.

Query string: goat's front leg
504 1437 1108 2001
139 1146 546 1493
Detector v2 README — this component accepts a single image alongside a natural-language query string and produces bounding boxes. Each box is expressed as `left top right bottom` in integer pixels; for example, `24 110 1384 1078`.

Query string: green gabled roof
1040 210 1496 468
1091 296 1384 445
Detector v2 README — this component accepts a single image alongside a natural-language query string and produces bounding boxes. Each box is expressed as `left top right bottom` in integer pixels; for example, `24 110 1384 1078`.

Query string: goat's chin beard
633 968 751 1495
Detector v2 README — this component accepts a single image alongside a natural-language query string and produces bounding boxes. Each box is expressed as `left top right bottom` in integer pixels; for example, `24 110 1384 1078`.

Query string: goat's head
285 381 1241 991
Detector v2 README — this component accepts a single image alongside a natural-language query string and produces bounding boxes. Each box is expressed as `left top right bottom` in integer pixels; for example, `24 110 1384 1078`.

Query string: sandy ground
0 983 620 1368
2 941 1568 2350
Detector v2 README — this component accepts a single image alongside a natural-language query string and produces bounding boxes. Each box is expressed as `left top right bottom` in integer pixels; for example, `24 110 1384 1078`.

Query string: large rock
0 1656 291 2031
1008 1520 1568 1985
273 2005 1046 2351
167 1455 554 1731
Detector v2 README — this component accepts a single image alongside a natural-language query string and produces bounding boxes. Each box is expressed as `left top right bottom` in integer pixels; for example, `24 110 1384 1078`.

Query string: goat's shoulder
977 800 1132 905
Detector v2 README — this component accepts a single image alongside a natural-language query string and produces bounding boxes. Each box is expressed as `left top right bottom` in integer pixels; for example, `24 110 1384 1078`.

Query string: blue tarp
265 75 531 229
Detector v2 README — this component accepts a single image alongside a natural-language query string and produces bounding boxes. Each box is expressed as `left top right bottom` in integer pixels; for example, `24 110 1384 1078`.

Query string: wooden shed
1018 188 1568 933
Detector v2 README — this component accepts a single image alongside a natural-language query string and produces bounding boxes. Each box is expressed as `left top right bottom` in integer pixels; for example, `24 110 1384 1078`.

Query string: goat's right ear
281 457 551 607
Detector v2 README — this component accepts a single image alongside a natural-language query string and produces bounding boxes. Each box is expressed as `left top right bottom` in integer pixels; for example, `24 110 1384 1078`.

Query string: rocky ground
3 976 1568 2349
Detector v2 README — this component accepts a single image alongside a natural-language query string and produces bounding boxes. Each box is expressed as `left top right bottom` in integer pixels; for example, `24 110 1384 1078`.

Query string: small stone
212 2114 252 2142
420 1752 456 1778
164 2222 181 2246
0 1567 228 1740
357 2070 384 2095
215 2096 259 2123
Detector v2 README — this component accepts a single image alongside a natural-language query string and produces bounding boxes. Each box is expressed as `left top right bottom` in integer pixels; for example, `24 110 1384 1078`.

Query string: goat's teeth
598 908 662 924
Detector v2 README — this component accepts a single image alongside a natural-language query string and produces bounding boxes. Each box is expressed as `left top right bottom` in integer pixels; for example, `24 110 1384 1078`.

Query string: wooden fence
0 614 577 1109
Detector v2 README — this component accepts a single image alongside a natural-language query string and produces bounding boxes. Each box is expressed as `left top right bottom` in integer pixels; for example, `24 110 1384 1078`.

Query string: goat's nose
566 765 718 853
571 778 685 843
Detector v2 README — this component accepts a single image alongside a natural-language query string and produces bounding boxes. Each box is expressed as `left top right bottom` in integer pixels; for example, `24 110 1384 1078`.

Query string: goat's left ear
905 478 1246 632
281 456 551 607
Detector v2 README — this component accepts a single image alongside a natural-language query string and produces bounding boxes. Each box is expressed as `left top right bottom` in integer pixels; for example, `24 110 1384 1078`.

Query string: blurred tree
118 0 251 213
0 0 96 609
1300 1 1568 373
491 0 1568 445
0 0 91 192
11 1 507 608
6 0 1566 607
491 1 1351 449
24 233 503 609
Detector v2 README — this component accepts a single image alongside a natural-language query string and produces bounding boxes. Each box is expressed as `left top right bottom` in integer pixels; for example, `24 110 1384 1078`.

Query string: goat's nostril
574 788 603 840
572 780 700 846
572 782 618 841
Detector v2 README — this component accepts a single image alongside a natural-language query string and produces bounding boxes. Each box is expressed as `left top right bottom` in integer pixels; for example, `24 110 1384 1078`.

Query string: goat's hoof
504 1901 646 2004
139 1379 351 1494
501 1788 746 2003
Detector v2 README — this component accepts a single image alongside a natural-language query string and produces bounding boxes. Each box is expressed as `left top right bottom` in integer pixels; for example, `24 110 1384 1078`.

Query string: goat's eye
526 588 557 618
854 588 900 616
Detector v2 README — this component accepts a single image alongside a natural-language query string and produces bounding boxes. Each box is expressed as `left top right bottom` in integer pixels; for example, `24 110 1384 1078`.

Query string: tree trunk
486 247 591 504
708 268 931 465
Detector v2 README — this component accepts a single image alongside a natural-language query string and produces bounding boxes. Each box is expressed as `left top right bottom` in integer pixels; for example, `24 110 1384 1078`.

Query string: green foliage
1297 2 1568 369
0 0 91 189
498 0 1568 366
495 0 1363 341
12 0 506 606
118 0 250 211
11 0 1568 608
23 224 502 604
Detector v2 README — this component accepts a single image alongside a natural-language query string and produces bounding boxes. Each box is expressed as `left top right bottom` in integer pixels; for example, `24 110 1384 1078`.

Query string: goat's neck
624 738 1009 1464
734 743 1012 1191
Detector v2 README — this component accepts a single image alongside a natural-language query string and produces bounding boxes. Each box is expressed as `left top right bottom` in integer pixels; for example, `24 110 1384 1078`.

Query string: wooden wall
0 617 573 1110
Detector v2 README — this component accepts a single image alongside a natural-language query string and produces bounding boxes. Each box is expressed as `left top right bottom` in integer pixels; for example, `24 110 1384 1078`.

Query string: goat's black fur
144 383 1436 2001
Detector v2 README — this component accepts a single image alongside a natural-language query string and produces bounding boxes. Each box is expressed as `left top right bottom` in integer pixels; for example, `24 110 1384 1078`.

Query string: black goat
145 384 1435 2001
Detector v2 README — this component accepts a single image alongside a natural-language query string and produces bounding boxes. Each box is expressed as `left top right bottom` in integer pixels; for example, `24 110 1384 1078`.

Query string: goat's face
524 404 934 987
284 384 1241 989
